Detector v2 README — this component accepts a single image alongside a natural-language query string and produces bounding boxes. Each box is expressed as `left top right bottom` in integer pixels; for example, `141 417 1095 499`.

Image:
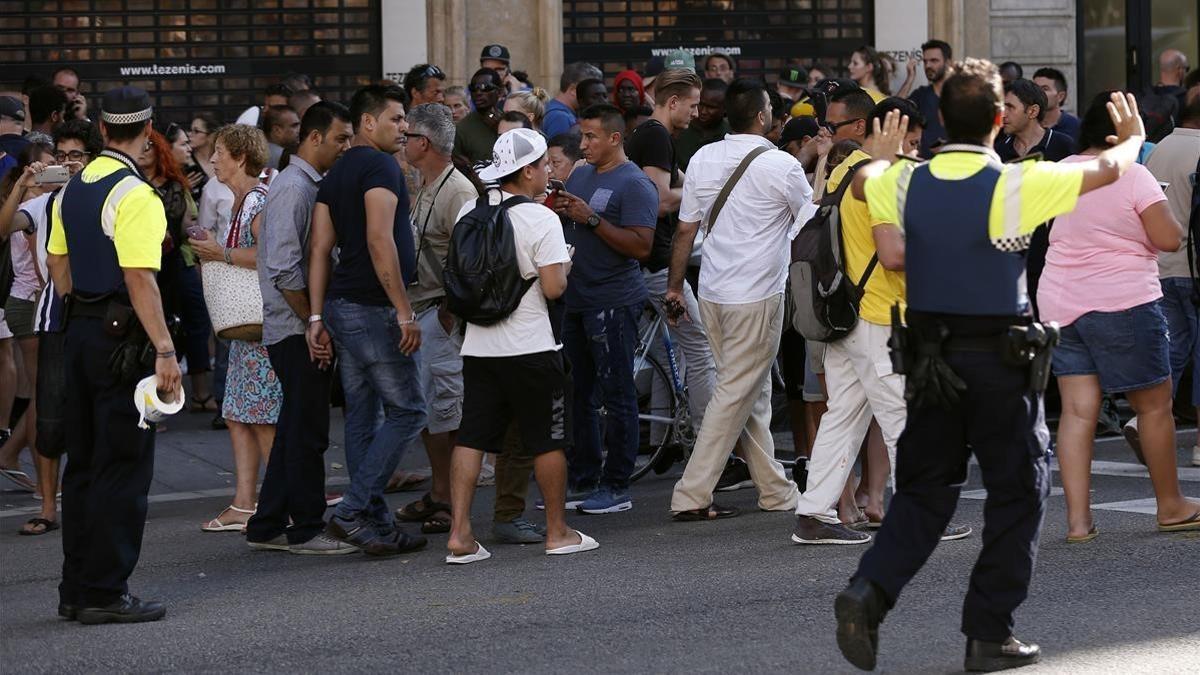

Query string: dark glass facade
0 0 381 125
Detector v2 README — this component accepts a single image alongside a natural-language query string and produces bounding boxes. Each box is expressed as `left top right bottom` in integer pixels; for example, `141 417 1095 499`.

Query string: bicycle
630 304 696 481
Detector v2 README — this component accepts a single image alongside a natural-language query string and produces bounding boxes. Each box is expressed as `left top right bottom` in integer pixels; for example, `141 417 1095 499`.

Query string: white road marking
0 477 351 520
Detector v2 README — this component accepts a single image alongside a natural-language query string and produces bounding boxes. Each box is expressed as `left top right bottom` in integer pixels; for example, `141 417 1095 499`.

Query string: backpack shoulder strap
830 158 879 291
706 145 769 234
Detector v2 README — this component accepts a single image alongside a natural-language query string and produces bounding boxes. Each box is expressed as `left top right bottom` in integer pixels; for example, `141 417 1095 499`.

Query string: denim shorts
1051 300 1171 394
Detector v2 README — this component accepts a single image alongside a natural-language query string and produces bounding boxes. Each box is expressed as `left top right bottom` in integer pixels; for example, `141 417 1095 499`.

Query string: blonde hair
213 124 269 177
505 88 550 129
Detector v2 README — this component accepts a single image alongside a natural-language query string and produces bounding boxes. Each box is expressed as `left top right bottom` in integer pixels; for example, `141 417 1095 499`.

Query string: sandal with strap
672 503 740 522
421 508 452 534
201 505 254 532
18 517 59 536
189 395 219 413
395 492 450 523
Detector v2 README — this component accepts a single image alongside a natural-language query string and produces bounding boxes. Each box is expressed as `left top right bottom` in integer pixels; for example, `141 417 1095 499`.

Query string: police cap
101 86 153 125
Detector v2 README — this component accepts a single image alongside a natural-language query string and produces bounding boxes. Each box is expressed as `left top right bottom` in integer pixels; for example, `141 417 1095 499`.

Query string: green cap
664 49 695 72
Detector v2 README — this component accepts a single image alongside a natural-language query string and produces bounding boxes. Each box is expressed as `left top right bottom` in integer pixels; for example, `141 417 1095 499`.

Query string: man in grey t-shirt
245 102 355 554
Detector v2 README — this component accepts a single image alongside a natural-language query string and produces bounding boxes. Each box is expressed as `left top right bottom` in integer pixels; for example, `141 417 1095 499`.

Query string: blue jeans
1051 300 1171 394
563 303 640 490
325 298 427 532
1159 278 1200 401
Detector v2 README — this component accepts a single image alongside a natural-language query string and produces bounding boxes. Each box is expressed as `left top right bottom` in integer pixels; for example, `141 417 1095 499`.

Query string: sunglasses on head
420 65 444 79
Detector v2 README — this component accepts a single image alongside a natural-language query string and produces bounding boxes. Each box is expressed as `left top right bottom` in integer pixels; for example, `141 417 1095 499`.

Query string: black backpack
443 194 535 326
787 158 876 342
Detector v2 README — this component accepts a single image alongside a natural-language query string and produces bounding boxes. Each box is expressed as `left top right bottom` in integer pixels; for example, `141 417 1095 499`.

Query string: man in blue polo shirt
552 103 658 514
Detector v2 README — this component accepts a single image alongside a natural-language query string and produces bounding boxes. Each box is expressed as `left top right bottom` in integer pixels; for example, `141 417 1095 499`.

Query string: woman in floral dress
188 124 282 532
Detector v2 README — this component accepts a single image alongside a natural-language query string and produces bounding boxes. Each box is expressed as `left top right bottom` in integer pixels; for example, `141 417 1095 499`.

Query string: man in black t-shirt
307 85 428 557
625 68 716 455
995 78 1076 162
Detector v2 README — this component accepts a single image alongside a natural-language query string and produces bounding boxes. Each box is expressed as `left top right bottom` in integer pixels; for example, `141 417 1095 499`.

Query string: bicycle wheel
632 355 681 482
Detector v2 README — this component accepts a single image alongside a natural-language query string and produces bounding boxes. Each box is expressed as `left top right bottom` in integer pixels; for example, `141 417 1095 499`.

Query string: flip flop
200 505 254 532
18 517 58 536
1066 525 1099 544
1157 510 1200 533
445 542 491 564
0 468 36 492
546 530 600 556
384 471 429 494
672 503 740 522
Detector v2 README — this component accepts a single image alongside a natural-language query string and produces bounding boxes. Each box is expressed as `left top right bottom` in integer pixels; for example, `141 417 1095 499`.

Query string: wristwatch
585 213 601 229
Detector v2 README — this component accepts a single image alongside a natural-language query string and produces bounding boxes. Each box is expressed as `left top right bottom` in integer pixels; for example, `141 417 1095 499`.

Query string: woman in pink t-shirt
1039 93 1200 541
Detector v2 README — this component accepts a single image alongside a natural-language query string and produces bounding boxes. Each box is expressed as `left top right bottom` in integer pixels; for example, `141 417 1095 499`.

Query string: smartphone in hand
186 225 208 241
34 165 70 185
548 178 566 192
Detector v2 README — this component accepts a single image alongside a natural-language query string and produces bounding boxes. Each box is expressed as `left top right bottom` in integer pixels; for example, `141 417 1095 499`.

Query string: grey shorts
417 305 464 434
3 295 38 339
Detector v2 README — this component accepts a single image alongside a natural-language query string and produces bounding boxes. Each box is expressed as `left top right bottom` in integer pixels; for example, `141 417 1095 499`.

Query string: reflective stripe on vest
903 162 1028 316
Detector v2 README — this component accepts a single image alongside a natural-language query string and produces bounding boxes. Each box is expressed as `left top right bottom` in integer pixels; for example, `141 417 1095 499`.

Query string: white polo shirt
679 133 814 305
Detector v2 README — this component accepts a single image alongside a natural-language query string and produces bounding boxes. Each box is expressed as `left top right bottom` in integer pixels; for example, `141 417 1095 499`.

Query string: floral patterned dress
221 184 282 424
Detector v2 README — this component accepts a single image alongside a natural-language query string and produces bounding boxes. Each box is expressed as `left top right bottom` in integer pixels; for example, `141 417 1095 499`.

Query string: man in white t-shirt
445 128 599 564
664 79 812 519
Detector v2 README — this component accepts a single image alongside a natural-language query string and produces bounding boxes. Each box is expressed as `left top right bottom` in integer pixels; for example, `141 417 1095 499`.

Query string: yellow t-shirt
48 155 167 271
864 88 888 104
827 149 905 326
864 150 1084 251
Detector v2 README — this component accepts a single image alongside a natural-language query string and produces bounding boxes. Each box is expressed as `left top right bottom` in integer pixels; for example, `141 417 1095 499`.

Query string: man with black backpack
443 128 598 564
792 98 975 545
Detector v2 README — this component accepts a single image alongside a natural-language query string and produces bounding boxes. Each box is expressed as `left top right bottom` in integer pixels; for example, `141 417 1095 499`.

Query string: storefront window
0 0 381 124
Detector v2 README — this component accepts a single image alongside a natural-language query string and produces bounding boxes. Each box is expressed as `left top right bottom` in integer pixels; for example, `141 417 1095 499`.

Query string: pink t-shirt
1037 156 1168 326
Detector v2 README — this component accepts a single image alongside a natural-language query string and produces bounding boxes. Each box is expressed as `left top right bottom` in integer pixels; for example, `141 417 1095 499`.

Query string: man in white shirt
664 79 812 519
445 129 598 563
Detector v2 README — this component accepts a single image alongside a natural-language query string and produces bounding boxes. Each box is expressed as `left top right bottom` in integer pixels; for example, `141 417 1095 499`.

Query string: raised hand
1104 91 1145 146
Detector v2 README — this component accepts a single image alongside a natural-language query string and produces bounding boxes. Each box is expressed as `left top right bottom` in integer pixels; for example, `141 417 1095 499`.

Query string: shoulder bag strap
705 145 769 235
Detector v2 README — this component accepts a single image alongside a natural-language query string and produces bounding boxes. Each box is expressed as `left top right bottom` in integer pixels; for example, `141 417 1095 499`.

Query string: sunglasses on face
822 117 863 132
469 83 498 93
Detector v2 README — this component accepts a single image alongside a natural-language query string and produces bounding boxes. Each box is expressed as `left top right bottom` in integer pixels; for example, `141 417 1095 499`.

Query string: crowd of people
0 38 1198 670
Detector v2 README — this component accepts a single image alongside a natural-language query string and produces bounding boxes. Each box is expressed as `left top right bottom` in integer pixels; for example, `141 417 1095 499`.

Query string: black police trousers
59 316 156 608
245 335 332 545
853 348 1050 642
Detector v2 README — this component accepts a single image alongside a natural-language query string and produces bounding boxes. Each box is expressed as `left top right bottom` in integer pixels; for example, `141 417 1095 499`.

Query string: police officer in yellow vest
46 86 181 625
830 60 1148 672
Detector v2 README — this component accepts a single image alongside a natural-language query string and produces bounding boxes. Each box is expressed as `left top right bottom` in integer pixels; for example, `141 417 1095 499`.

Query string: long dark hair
1077 91 1119 151
1 140 55 199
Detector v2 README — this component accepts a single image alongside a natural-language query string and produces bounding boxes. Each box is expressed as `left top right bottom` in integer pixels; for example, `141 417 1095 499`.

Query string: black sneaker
76 594 166 625
652 444 683 475
210 413 227 431
715 457 753 492
941 523 973 541
964 636 1041 672
835 578 889 671
791 515 871 545
363 530 428 557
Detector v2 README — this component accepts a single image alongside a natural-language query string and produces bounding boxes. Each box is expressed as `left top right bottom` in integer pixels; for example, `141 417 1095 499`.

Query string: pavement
1 409 1198 673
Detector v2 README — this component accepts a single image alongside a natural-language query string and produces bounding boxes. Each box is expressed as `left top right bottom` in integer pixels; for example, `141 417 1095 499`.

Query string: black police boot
834 577 889 671
76 594 167 625
57 602 80 621
964 636 1041 672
